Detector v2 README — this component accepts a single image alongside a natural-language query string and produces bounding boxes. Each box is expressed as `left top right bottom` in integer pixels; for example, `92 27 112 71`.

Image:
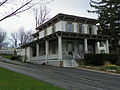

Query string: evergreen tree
89 0 120 45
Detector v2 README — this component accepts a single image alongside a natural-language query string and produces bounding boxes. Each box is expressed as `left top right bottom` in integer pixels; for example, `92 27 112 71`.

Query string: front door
67 42 73 52
78 43 84 53
88 45 94 53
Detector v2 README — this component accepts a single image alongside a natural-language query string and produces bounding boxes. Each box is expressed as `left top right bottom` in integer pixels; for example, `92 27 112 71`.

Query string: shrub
105 65 117 70
10 55 22 60
0 53 13 57
108 54 118 64
84 54 119 66
10 55 18 60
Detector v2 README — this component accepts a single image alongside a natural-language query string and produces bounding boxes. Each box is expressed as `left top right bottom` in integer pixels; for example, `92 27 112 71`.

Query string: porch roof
21 31 109 48
32 31 39 37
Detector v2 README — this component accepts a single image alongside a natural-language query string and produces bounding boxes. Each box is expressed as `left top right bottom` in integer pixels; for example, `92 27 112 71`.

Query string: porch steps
63 59 79 67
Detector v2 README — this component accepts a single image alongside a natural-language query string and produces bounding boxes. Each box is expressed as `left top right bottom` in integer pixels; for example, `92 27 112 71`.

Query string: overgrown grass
0 67 64 90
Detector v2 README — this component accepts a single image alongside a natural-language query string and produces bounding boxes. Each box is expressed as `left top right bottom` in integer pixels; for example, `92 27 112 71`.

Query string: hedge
84 54 119 66
0 53 13 56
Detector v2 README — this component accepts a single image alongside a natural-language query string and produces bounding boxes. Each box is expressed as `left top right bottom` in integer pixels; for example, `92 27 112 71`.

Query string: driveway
0 58 120 90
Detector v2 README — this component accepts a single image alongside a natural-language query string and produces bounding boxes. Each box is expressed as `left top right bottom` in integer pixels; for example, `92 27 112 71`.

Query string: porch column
45 40 49 60
24 47 27 62
84 38 88 53
27 47 31 62
105 40 109 53
30 46 33 57
36 43 39 56
58 36 62 60
29 46 31 58
25 47 27 56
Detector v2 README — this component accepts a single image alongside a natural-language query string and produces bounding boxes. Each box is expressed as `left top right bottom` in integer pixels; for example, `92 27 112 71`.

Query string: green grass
0 53 13 59
3 55 12 59
0 67 64 90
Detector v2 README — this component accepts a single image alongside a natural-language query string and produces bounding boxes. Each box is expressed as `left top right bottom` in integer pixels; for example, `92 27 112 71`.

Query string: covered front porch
22 31 109 66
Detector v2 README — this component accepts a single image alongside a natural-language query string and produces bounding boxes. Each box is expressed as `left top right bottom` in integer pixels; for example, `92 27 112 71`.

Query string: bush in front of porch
0 53 22 61
84 54 119 66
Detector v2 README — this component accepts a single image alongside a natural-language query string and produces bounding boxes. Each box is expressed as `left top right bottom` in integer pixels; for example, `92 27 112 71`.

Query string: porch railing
30 54 58 61
48 54 58 60
63 52 84 60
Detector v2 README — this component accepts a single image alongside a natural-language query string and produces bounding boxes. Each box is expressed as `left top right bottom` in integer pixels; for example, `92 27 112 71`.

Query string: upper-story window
88 25 93 34
52 24 56 33
66 22 73 32
44 29 47 36
78 24 83 33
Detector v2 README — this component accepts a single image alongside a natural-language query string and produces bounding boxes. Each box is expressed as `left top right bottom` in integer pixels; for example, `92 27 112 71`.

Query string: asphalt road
0 60 120 90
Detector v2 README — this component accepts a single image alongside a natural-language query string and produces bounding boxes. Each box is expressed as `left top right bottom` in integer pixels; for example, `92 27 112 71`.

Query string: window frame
66 22 74 32
78 43 84 53
52 24 56 33
44 29 47 36
88 25 93 34
67 42 73 52
77 23 83 33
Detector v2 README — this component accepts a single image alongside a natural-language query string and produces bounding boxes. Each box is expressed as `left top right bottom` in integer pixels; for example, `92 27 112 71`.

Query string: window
67 42 73 52
66 22 73 32
88 25 93 34
52 25 56 33
39 44 45 55
88 45 94 53
44 29 47 36
51 42 57 54
78 24 83 33
32 45 36 57
78 43 84 53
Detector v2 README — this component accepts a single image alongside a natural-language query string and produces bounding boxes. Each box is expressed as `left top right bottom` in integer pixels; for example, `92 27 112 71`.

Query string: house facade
20 13 109 67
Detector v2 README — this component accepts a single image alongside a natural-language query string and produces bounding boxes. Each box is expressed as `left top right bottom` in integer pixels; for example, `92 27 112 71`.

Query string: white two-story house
20 13 109 67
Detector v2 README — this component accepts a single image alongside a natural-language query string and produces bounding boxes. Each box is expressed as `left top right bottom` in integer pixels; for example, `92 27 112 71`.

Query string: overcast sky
0 0 97 34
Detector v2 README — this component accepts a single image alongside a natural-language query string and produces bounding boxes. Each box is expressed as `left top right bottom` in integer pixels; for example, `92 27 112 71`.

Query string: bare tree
26 29 35 42
0 28 7 49
17 27 34 45
33 5 50 27
18 27 27 45
0 0 53 21
10 31 18 47
10 27 34 47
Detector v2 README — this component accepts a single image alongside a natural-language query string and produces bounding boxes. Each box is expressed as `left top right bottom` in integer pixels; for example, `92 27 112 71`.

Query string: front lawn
0 67 64 90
